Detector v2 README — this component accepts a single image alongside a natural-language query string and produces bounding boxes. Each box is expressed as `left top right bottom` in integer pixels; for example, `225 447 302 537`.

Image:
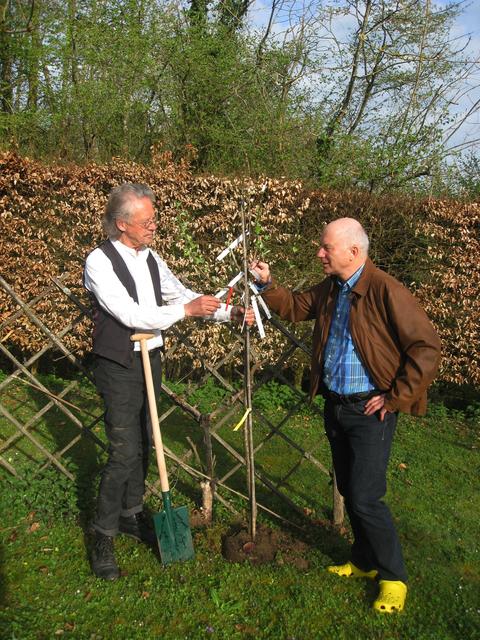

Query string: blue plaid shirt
323 265 376 394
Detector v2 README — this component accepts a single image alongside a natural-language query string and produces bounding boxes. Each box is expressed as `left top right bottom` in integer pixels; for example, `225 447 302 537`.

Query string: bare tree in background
308 0 480 190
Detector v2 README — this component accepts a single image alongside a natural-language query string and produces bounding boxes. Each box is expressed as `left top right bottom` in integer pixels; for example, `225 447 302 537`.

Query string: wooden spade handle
131 333 169 493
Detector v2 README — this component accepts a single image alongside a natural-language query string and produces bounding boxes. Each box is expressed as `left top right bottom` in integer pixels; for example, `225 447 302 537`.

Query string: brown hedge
0 151 478 387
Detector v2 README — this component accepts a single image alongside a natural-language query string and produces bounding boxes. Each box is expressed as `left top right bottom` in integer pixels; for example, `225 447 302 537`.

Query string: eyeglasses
127 218 158 229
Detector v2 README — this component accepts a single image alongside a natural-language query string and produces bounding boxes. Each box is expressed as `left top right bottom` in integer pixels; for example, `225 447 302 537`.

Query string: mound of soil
221 524 310 569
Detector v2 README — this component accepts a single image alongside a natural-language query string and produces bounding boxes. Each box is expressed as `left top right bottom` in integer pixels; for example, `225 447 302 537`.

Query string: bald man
252 218 441 613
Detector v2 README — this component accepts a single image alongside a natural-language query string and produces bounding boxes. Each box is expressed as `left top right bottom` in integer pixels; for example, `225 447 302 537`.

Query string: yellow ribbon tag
233 407 252 431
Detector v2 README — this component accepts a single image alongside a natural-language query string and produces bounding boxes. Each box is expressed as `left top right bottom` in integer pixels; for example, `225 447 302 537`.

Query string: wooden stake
241 200 257 540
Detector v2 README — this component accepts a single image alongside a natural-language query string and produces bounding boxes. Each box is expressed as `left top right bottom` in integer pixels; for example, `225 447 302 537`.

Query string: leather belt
323 389 381 405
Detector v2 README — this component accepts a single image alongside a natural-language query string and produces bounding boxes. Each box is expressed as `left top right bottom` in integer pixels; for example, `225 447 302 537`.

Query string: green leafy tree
0 0 478 196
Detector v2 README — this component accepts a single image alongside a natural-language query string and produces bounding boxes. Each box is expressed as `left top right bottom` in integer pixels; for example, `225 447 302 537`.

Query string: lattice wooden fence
0 273 343 528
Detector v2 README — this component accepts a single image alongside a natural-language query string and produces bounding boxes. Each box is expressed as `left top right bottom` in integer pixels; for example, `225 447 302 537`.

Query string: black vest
89 239 163 367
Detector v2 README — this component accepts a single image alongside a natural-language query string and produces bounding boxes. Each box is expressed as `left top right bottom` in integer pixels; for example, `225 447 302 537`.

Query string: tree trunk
27 1 41 111
0 3 13 114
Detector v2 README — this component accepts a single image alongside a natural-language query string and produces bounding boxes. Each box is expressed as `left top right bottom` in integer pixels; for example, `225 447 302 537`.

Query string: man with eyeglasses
84 183 254 580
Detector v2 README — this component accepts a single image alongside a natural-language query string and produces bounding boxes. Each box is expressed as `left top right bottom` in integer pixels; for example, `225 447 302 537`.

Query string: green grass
1 377 479 639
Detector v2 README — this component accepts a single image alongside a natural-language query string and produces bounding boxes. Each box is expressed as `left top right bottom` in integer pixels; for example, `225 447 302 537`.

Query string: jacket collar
326 257 375 299
351 257 375 297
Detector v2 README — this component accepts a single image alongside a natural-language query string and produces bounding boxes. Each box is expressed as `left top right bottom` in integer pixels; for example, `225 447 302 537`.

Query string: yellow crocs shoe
373 580 407 613
327 561 378 579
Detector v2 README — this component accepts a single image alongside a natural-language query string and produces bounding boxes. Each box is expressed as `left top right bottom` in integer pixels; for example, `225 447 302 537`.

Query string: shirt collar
112 239 150 260
337 263 366 291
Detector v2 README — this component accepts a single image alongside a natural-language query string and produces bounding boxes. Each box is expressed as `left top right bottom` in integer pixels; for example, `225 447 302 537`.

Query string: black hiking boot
119 512 156 547
91 532 120 580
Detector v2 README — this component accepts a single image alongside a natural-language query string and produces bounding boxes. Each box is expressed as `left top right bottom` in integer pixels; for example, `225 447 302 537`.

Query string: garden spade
131 333 194 565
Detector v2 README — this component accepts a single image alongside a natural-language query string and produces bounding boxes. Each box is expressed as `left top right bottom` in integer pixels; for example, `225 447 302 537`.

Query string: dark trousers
92 352 162 536
324 398 407 583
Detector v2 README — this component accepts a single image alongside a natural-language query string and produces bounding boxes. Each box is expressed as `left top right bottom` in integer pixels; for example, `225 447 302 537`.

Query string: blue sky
446 0 480 46
440 0 480 152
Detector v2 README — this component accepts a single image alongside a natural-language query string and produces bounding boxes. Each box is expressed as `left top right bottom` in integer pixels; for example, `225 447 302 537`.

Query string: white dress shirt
84 240 231 350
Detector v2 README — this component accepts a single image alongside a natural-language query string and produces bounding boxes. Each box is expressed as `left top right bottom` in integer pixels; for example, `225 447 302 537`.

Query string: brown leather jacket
262 258 441 415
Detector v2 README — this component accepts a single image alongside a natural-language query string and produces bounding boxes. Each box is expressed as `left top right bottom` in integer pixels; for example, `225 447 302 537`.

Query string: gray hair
103 183 155 240
350 223 370 256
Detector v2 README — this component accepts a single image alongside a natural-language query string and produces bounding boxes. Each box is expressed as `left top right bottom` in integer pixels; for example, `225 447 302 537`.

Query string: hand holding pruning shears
184 294 254 326
184 295 221 317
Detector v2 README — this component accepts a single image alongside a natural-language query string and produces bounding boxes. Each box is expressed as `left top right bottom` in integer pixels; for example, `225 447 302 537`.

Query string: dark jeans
92 352 162 536
324 398 407 583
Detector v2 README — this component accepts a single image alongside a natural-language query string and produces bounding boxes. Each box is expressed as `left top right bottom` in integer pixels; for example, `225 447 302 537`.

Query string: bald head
317 218 369 281
324 218 369 255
